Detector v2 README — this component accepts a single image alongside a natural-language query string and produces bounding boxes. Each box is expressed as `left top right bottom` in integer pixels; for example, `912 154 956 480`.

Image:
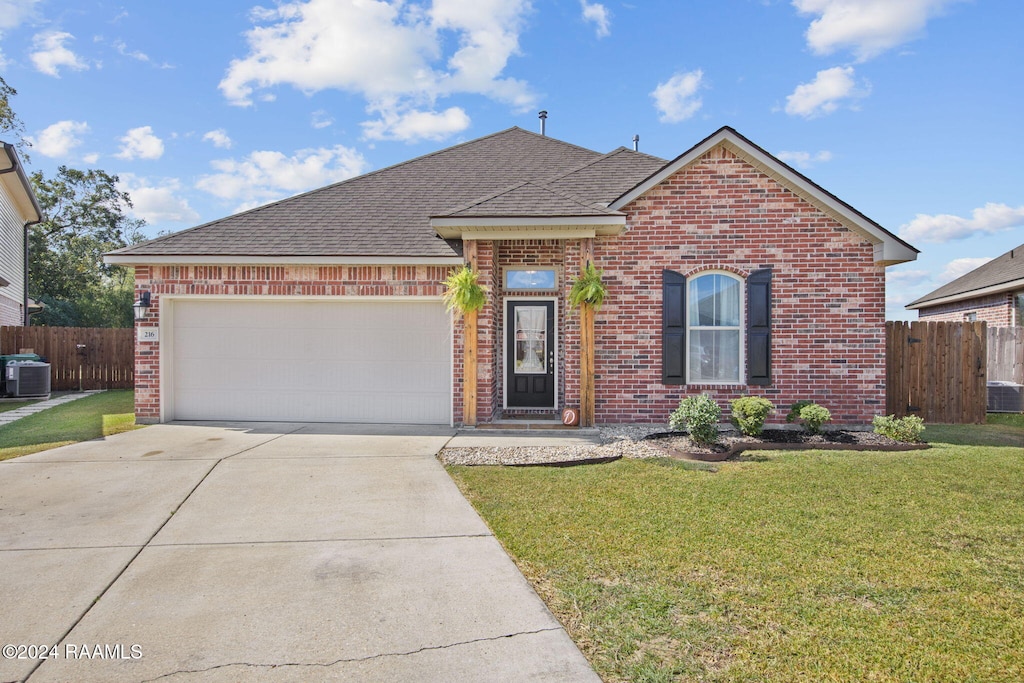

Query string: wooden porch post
580 238 596 427
463 240 478 426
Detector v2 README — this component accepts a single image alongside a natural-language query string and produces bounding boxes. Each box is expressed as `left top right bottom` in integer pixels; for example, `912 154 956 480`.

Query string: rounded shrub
729 396 775 437
670 394 721 446
798 403 831 435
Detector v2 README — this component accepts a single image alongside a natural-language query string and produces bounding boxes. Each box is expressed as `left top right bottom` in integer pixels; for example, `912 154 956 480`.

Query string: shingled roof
907 242 1024 309
108 127 663 260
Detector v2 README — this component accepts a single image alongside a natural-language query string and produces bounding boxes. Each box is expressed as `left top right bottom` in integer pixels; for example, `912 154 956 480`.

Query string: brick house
906 242 1024 327
0 142 42 326
106 126 917 426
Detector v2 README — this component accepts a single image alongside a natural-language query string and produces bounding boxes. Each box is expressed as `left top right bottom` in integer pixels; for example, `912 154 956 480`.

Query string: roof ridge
437 179 621 218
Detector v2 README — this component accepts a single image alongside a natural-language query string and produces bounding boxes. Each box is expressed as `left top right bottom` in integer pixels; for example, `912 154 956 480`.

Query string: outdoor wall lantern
132 291 151 321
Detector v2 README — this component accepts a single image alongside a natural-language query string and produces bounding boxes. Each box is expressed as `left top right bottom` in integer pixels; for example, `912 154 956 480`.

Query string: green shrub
873 414 926 443
785 400 814 424
670 394 721 446
798 403 832 435
730 396 775 437
568 262 608 311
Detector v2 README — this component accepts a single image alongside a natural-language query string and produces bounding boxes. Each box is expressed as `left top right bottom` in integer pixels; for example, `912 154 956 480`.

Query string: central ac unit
987 381 1024 413
5 361 51 398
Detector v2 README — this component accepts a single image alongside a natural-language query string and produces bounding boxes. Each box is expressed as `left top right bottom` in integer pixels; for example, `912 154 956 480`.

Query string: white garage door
170 299 452 424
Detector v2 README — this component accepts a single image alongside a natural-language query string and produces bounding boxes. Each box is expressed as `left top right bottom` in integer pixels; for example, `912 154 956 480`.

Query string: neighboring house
0 142 42 327
105 126 918 426
906 242 1024 326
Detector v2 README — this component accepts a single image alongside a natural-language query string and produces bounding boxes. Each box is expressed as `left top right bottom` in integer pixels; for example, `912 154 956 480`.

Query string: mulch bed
644 429 930 462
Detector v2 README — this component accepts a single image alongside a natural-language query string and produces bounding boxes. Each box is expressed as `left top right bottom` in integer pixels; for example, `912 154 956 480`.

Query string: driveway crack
139 627 564 682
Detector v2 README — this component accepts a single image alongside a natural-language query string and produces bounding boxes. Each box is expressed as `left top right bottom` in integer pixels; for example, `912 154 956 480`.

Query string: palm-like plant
442 264 487 315
568 262 608 310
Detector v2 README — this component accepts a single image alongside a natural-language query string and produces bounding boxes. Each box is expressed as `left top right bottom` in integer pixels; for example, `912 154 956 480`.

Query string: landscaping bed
438 424 926 467
646 428 929 461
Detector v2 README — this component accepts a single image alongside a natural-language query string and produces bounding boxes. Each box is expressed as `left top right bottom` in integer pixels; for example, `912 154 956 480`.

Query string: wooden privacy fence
988 326 1024 384
886 320 987 424
0 326 134 390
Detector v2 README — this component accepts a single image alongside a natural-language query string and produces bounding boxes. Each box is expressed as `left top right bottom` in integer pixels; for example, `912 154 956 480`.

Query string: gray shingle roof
111 127 656 259
907 242 1024 308
437 180 623 218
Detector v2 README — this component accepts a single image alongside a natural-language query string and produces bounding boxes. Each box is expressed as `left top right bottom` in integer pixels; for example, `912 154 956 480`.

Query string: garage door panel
171 300 451 424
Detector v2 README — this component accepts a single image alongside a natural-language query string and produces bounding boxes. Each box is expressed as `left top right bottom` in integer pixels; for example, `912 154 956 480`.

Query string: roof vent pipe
633 134 639 151
538 110 548 136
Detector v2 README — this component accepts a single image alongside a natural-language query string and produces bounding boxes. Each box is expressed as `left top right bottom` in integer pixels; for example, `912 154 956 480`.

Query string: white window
687 272 743 384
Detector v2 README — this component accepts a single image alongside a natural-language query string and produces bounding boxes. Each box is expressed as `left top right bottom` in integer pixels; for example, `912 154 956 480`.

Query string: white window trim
685 271 745 386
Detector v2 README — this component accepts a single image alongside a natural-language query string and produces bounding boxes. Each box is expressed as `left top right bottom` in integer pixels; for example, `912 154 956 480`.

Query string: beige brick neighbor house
106 126 918 426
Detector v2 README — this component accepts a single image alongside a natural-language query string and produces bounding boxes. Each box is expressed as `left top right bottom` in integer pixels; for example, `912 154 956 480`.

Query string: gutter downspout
0 143 44 326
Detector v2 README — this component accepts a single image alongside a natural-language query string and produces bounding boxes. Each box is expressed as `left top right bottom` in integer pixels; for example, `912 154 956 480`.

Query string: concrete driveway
0 423 599 683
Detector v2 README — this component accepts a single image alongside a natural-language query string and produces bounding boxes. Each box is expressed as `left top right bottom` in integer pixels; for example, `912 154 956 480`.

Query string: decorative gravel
438 424 673 466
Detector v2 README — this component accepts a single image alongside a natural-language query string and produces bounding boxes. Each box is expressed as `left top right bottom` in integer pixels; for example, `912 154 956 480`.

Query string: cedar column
579 238 595 427
462 240 478 426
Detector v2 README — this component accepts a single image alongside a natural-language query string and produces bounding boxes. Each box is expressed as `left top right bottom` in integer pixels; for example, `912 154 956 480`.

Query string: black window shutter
747 268 772 385
662 270 686 384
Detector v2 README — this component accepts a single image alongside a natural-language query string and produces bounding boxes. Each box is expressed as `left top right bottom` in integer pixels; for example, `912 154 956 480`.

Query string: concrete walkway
0 422 599 683
0 390 105 427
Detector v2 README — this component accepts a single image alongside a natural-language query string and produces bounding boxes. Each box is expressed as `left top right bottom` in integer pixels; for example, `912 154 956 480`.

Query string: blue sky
1 0 1021 320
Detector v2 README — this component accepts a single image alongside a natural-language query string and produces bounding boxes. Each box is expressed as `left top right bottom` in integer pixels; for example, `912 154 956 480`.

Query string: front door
506 300 556 408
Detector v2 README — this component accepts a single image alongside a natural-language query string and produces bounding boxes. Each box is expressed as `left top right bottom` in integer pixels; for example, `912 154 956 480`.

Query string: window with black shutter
662 270 686 384
746 268 772 385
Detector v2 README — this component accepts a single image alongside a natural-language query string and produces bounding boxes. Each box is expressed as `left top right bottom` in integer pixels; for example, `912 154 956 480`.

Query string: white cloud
202 129 233 149
651 69 704 123
30 120 89 158
82 152 99 164
776 149 833 169
116 126 165 160
195 145 369 212
311 109 334 129
218 0 533 142
940 257 993 283
899 203 1024 244
793 0 961 62
784 66 868 118
580 1 610 38
117 174 200 224
29 31 89 77
362 105 470 142
0 0 41 30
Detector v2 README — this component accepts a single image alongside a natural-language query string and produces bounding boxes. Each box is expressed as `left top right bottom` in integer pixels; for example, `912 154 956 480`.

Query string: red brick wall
917 292 1016 327
133 264 455 422
591 146 888 424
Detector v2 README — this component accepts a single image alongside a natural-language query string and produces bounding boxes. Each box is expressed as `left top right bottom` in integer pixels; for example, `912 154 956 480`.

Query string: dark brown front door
506 300 555 408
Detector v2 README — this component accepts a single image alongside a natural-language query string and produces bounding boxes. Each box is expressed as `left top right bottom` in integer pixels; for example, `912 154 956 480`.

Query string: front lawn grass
448 421 1024 682
0 390 139 461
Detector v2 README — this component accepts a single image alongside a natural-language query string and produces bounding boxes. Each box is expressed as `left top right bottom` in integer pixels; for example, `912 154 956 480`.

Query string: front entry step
474 420 578 431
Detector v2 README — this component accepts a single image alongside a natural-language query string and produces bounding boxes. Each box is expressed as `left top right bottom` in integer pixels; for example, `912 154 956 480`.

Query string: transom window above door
504 268 557 291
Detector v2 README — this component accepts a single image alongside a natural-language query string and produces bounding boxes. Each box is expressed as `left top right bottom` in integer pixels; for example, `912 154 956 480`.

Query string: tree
0 76 30 160
29 167 146 327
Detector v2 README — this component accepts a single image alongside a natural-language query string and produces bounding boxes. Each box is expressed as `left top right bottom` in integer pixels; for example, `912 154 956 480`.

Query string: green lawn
0 399 39 414
449 420 1024 682
0 390 139 461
